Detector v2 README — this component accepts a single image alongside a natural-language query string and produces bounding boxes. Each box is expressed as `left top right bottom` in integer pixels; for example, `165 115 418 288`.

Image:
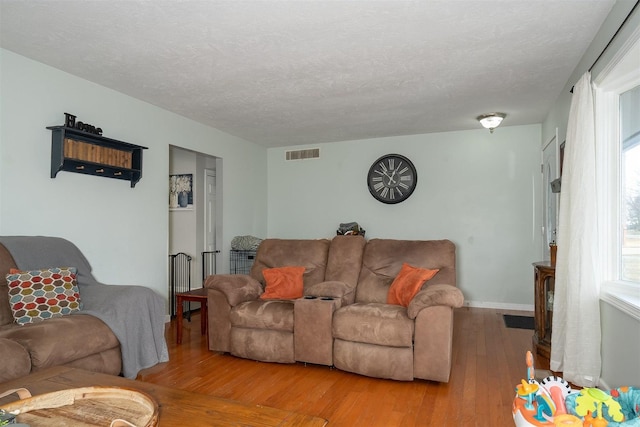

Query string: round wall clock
367 154 417 204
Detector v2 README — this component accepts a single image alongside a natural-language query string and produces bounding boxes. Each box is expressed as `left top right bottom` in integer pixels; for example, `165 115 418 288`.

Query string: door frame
541 128 560 260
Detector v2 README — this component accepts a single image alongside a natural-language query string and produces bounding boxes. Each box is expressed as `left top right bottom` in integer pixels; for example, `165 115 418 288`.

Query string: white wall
542 0 638 147
600 300 640 387
0 49 268 305
268 124 542 307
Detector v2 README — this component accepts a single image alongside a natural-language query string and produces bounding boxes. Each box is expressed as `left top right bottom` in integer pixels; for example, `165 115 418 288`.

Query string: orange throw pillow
387 263 439 307
260 266 306 300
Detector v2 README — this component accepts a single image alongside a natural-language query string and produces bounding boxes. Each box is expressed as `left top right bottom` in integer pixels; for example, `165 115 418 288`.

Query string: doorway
169 146 221 290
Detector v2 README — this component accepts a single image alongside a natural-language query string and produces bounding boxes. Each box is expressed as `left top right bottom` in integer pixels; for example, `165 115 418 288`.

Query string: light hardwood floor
137 307 550 427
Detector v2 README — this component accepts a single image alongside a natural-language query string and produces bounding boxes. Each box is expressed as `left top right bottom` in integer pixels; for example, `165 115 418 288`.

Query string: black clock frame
367 154 417 204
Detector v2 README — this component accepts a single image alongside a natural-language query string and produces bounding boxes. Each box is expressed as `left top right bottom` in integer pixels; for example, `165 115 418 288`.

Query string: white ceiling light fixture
477 113 507 133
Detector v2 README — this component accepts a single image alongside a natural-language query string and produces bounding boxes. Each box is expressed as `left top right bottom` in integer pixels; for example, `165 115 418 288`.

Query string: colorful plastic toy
513 351 640 427
542 376 574 416
574 388 623 425
553 414 584 426
513 351 572 426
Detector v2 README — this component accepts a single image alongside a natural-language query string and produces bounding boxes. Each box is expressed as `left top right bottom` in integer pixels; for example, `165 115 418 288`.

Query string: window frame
594 28 640 321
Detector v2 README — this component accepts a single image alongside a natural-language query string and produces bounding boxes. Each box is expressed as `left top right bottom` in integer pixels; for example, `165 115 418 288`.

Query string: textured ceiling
0 1 616 148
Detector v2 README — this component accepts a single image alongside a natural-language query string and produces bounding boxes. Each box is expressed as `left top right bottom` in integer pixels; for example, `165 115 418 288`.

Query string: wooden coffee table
0 367 328 426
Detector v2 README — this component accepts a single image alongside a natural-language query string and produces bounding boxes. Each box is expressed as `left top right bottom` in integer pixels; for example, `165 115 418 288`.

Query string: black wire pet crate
230 250 256 275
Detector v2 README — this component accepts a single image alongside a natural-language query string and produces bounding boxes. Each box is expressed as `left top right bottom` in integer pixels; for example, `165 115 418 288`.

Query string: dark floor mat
503 314 535 330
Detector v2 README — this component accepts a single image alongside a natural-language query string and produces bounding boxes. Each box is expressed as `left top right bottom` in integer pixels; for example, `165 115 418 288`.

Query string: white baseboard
463 300 534 312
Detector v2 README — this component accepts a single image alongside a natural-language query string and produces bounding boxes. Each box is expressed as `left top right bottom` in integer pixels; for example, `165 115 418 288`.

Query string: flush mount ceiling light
477 113 507 133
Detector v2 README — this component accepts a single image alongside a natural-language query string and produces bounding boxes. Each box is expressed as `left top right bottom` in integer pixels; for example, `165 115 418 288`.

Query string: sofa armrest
305 281 356 305
413 305 455 382
204 274 263 307
407 284 464 319
0 338 31 383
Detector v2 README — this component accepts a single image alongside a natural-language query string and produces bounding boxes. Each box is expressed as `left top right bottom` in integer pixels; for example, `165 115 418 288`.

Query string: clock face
367 154 417 204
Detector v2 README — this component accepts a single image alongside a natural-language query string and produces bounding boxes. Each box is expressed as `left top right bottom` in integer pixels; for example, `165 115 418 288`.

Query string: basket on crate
230 235 262 275
337 222 365 237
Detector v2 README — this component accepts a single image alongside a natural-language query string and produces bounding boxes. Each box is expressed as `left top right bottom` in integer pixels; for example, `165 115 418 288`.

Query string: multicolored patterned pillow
5 267 82 325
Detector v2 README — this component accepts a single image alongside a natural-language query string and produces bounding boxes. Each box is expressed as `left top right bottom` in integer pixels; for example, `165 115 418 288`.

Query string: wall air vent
285 148 320 161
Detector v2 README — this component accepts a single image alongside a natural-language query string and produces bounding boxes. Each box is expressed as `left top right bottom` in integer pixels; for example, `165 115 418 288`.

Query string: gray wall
267 125 543 308
0 49 268 301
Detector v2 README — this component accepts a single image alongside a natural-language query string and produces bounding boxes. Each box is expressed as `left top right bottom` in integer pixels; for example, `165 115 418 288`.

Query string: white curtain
550 71 601 387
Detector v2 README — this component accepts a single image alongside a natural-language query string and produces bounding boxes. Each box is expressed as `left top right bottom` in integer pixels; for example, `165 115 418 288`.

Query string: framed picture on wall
169 174 193 210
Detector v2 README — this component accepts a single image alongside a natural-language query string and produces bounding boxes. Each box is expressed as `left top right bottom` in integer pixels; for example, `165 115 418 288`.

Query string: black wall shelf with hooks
48 125 148 188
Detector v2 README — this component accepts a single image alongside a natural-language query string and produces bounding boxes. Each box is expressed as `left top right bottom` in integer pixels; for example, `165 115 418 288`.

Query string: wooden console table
0 367 327 426
176 287 208 345
533 262 555 359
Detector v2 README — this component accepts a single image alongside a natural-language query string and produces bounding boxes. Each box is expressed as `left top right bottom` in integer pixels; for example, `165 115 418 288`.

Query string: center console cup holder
302 295 334 301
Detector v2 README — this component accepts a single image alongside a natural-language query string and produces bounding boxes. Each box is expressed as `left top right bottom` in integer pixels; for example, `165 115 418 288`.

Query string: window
621 85 640 283
595 32 640 319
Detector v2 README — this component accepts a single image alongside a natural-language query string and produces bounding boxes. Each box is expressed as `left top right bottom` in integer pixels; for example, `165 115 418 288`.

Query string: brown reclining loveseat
205 235 464 382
